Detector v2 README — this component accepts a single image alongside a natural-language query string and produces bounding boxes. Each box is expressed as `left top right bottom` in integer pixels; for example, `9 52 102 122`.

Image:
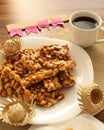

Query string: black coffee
72 16 98 29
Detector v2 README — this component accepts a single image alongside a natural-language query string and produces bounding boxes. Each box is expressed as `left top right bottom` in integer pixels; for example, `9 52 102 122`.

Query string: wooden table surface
0 0 104 128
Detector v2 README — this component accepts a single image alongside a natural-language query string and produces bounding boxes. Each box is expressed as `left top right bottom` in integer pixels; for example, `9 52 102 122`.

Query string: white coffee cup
69 10 104 48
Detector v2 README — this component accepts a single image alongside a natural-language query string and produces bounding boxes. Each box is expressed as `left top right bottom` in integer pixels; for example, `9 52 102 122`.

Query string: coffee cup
69 10 104 48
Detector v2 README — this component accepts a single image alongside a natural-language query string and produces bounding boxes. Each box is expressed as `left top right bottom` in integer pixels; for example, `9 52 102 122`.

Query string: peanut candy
22 69 58 88
13 60 29 76
13 49 42 74
39 44 71 60
43 76 62 91
59 70 75 87
0 67 23 96
29 83 64 107
0 67 33 101
0 44 76 107
43 59 76 70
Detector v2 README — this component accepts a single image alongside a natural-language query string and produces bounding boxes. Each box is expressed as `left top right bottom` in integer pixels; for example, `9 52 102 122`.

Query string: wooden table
0 0 104 129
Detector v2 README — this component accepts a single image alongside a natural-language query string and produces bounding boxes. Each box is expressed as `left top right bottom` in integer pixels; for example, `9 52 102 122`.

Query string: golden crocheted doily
77 83 104 115
0 36 21 56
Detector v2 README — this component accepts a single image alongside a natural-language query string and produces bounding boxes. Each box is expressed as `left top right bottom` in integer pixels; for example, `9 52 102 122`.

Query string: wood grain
0 0 104 124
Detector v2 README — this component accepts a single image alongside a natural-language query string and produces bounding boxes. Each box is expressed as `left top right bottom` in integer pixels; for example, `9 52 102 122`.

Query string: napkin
28 114 104 130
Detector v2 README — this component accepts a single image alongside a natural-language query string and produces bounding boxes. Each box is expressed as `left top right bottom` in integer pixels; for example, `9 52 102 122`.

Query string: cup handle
96 26 104 43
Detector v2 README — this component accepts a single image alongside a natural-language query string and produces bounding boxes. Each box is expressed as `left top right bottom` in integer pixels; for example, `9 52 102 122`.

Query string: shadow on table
0 120 31 130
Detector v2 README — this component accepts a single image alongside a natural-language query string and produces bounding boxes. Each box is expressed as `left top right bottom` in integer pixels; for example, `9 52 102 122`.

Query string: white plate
21 37 94 124
0 37 94 125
